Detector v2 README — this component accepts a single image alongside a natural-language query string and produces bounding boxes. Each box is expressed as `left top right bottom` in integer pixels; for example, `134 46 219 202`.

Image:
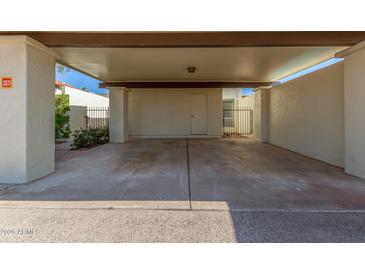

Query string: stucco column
336 42 365 179
0 36 59 184
109 88 129 143
253 88 270 142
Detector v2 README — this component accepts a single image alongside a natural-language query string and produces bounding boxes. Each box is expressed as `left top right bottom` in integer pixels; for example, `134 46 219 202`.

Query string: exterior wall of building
69 105 86 134
238 94 255 108
55 86 109 107
343 47 365 178
0 36 57 184
0 43 28 183
222 88 242 100
109 88 129 143
26 45 56 182
55 86 109 137
269 62 344 167
254 89 270 142
128 89 222 138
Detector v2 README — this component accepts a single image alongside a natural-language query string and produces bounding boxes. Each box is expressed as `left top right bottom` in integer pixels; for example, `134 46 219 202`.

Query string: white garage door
128 89 222 137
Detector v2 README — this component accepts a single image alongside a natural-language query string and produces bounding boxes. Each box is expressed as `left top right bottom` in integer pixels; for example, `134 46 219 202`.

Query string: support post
109 88 129 143
0 36 59 184
253 88 270 142
337 42 365 179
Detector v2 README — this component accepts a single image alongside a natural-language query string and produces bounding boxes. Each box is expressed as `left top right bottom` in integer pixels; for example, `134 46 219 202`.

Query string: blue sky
277 58 344 84
242 88 254 96
55 65 108 94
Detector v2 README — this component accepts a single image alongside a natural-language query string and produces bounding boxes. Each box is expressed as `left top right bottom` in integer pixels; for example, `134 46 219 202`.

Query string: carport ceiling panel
55 47 346 82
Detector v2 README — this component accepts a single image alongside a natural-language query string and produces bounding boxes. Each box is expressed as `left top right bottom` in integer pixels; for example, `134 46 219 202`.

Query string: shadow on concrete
230 210 365 242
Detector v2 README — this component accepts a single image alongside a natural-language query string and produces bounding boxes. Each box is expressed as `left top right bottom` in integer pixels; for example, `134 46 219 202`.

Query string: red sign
1 77 12 88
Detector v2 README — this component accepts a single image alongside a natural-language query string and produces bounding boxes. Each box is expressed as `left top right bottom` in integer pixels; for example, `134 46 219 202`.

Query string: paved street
1 208 365 242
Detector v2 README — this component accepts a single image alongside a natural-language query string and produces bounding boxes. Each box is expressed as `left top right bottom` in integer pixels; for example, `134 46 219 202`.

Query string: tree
55 94 71 139
56 64 70 74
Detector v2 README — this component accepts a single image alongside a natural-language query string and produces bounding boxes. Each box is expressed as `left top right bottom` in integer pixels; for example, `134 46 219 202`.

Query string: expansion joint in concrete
186 138 192 210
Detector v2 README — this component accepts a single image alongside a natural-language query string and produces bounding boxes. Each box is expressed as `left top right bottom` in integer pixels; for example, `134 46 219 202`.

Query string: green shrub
55 94 71 139
71 126 109 149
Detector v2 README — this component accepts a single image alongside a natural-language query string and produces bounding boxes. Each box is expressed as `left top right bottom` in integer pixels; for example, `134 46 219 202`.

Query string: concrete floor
189 139 365 211
0 139 189 209
1 138 365 242
1 138 365 211
55 141 91 162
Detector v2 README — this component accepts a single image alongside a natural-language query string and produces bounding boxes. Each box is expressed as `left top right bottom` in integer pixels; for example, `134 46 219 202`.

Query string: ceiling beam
100 81 275 89
1 32 365 47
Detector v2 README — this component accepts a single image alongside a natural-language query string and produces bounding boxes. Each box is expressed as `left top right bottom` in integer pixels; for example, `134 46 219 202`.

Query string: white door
191 94 208 135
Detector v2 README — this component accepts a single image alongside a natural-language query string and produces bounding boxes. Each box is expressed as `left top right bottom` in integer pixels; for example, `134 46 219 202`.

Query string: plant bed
71 126 109 150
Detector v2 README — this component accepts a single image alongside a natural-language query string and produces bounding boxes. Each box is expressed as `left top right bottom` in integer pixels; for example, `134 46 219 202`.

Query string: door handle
191 114 194 118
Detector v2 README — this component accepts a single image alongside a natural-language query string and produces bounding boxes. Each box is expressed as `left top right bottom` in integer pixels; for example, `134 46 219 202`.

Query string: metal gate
85 106 110 128
223 103 253 138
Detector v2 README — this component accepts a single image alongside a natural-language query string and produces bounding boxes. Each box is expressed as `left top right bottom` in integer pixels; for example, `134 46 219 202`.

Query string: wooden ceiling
1 32 365 47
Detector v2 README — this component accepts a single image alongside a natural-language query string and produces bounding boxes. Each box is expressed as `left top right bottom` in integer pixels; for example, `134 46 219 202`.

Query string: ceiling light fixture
187 66 197 73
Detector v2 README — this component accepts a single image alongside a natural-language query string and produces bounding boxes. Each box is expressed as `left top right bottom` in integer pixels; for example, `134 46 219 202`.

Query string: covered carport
1 32 365 212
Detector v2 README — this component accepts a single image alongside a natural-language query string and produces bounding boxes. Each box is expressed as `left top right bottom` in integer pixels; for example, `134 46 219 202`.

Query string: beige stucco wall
128 89 222 137
343 48 365 178
69 105 87 134
222 88 242 100
254 89 270 142
55 86 109 107
109 88 129 143
0 36 57 184
26 45 56 182
0 44 27 183
269 62 344 167
238 94 255 108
